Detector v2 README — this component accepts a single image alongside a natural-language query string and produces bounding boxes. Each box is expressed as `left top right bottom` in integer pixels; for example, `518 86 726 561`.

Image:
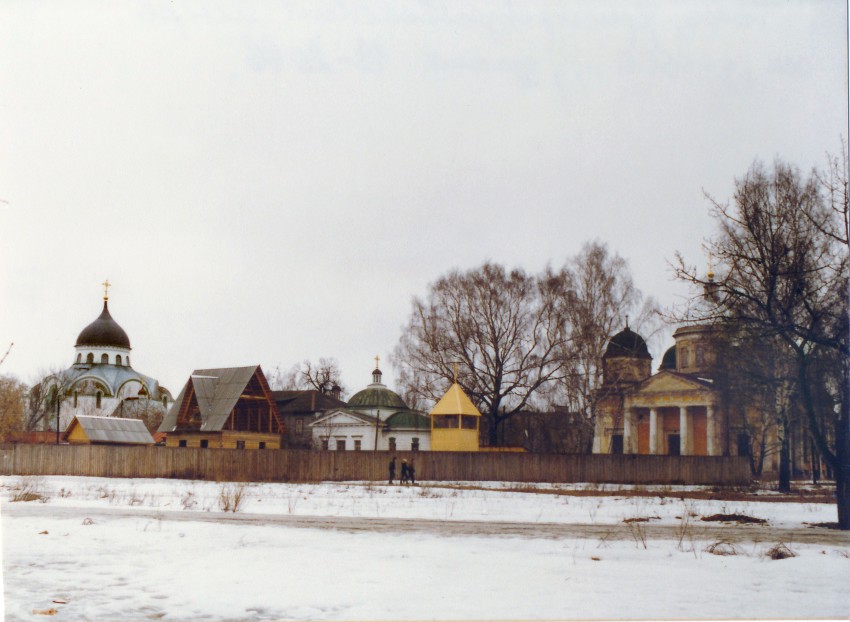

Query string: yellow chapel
429 379 481 452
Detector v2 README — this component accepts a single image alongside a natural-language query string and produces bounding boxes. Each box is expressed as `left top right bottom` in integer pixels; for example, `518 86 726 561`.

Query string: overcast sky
1 1 847 397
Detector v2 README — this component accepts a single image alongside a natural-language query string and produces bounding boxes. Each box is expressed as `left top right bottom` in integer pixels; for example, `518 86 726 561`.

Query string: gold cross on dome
102 279 111 301
374 354 380 369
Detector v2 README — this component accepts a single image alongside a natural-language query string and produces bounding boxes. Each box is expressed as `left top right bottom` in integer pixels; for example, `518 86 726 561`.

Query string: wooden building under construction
159 365 285 449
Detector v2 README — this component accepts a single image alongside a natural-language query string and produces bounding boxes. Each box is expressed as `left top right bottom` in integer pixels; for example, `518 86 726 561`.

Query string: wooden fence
0 445 751 485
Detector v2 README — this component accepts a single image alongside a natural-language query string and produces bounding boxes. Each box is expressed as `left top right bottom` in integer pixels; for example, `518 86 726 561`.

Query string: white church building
43 283 172 432
310 361 430 451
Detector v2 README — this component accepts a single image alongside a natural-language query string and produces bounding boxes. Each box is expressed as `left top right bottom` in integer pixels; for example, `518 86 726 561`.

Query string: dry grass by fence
0 445 751 485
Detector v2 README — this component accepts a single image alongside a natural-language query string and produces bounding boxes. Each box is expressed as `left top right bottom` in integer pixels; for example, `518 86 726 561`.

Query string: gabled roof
430 383 482 417
310 409 383 428
272 390 347 414
634 370 717 394
160 365 278 433
64 415 154 445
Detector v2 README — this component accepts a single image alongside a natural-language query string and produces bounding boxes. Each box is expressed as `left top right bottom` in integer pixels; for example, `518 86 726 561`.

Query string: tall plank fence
0 445 751 485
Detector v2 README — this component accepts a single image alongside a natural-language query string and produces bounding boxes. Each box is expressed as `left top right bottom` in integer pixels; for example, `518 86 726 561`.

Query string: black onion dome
660 346 677 370
603 327 651 359
75 301 131 349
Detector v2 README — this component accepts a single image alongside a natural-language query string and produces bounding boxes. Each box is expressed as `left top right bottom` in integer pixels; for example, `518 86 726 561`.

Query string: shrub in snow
10 477 48 503
705 540 739 556
219 483 247 513
765 543 797 560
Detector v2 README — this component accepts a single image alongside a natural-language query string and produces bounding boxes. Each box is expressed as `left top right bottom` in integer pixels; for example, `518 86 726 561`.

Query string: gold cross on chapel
374 354 380 369
102 279 111 301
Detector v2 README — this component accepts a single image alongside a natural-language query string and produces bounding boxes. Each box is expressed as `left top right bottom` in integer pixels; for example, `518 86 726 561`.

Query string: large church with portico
593 322 728 459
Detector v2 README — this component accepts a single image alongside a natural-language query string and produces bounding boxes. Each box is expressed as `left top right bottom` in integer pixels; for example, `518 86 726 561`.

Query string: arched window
76 353 81 364
116 355 122 366
679 348 690 369
86 353 94 364
101 353 108 364
96 391 102 409
73 391 78 408
126 357 130 367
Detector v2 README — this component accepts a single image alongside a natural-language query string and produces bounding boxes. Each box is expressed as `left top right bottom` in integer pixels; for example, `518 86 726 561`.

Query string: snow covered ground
1 476 848 621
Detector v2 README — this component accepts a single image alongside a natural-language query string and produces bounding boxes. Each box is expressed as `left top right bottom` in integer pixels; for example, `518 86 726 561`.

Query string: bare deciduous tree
25 368 70 432
546 241 659 450
675 156 849 528
266 358 346 397
0 374 26 440
393 262 569 446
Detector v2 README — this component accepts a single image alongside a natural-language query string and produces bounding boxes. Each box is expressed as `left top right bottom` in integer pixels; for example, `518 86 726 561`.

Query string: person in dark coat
400 459 409 484
408 458 416 485
388 456 397 484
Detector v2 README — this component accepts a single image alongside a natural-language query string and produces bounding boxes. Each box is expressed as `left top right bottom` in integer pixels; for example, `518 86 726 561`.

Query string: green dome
385 410 429 430
347 386 408 410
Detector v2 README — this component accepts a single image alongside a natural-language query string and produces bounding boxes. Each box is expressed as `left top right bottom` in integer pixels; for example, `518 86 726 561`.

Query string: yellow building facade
429 382 481 452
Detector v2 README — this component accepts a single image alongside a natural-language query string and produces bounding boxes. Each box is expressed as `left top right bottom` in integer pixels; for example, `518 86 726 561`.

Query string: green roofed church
310 357 430 451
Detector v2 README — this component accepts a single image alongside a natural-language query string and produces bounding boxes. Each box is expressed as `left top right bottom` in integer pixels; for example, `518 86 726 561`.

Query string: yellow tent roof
429 383 482 417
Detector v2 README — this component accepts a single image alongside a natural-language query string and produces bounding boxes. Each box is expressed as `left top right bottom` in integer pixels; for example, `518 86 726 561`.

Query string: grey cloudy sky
1 1 847 396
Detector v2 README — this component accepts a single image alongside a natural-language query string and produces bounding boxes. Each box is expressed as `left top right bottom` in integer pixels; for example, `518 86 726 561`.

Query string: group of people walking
388 456 415 485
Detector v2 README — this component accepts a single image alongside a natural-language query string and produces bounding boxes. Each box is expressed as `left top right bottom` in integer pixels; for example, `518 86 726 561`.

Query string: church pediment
310 410 377 428
632 372 716 398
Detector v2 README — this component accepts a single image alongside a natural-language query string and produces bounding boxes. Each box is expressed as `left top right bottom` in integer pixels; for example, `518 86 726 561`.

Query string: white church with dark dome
44 283 172 433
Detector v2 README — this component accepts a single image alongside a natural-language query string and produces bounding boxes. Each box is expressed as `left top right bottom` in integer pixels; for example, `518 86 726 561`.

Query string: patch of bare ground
804 522 841 530
701 513 768 524
417 483 837 504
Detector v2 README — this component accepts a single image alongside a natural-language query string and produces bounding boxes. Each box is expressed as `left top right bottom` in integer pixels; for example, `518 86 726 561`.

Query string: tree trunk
836 401 850 529
778 433 791 493
811 440 820 485
488 414 499 447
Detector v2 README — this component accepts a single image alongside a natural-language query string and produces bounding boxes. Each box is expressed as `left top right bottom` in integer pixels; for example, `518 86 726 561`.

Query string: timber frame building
159 365 285 449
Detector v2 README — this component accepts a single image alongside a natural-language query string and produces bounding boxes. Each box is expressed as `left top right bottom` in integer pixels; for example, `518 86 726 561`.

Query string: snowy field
1 476 848 621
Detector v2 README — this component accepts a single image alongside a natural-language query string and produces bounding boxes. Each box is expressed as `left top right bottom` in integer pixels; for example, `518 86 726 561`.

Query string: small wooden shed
63 415 155 445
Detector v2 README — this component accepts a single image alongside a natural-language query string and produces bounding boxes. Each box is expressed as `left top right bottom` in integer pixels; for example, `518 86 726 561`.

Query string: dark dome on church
660 346 677 370
75 301 131 349
603 327 651 360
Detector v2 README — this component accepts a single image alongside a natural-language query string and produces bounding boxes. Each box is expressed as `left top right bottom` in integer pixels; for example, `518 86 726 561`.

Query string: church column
649 408 659 455
679 406 690 456
706 404 716 456
623 409 635 454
